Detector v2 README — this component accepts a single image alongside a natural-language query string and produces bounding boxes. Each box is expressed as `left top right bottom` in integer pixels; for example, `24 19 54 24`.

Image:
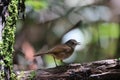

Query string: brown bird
34 39 80 66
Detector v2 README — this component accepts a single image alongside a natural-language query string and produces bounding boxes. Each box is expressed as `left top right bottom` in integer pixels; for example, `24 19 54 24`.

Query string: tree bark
16 59 120 80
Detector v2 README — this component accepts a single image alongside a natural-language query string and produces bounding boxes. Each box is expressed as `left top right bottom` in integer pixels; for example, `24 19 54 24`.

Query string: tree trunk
0 0 18 79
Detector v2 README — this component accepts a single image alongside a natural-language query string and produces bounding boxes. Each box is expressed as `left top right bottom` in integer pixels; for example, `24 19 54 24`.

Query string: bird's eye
70 41 75 45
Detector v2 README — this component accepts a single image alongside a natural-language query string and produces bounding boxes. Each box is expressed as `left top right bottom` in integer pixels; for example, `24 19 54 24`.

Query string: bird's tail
34 52 48 57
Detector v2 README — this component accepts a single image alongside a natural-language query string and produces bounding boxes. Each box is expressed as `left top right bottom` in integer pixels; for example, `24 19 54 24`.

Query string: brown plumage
34 39 80 66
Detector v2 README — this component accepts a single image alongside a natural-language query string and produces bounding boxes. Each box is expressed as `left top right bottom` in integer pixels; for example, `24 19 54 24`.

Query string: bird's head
65 39 80 48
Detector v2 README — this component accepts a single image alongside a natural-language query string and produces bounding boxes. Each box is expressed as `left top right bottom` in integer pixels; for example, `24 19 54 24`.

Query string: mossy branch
0 0 18 79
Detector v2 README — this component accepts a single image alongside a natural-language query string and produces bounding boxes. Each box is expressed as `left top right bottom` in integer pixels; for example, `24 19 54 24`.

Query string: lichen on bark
0 0 18 79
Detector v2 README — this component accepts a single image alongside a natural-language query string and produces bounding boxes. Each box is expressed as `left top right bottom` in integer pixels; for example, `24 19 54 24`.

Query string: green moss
28 71 36 79
0 0 18 79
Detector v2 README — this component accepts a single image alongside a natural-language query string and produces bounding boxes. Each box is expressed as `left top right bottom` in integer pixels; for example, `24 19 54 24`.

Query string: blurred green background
14 0 120 69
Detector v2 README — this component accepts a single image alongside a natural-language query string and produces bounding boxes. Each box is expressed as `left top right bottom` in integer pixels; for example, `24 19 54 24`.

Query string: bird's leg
53 56 58 67
60 60 66 65
60 60 63 64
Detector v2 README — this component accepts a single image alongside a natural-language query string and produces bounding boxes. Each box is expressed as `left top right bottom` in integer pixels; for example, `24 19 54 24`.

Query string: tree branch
15 59 120 80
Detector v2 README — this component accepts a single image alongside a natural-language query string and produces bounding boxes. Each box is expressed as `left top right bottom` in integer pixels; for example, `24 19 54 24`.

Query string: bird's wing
48 44 71 53
34 45 71 57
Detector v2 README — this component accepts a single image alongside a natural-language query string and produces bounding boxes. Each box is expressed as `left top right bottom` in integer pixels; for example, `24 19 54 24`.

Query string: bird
34 39 80 66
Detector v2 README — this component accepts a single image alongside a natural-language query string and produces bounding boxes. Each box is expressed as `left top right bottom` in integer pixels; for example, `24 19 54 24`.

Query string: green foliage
98 23 119 38
96 23 118 56
28 71 36 79
25 0 47 11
